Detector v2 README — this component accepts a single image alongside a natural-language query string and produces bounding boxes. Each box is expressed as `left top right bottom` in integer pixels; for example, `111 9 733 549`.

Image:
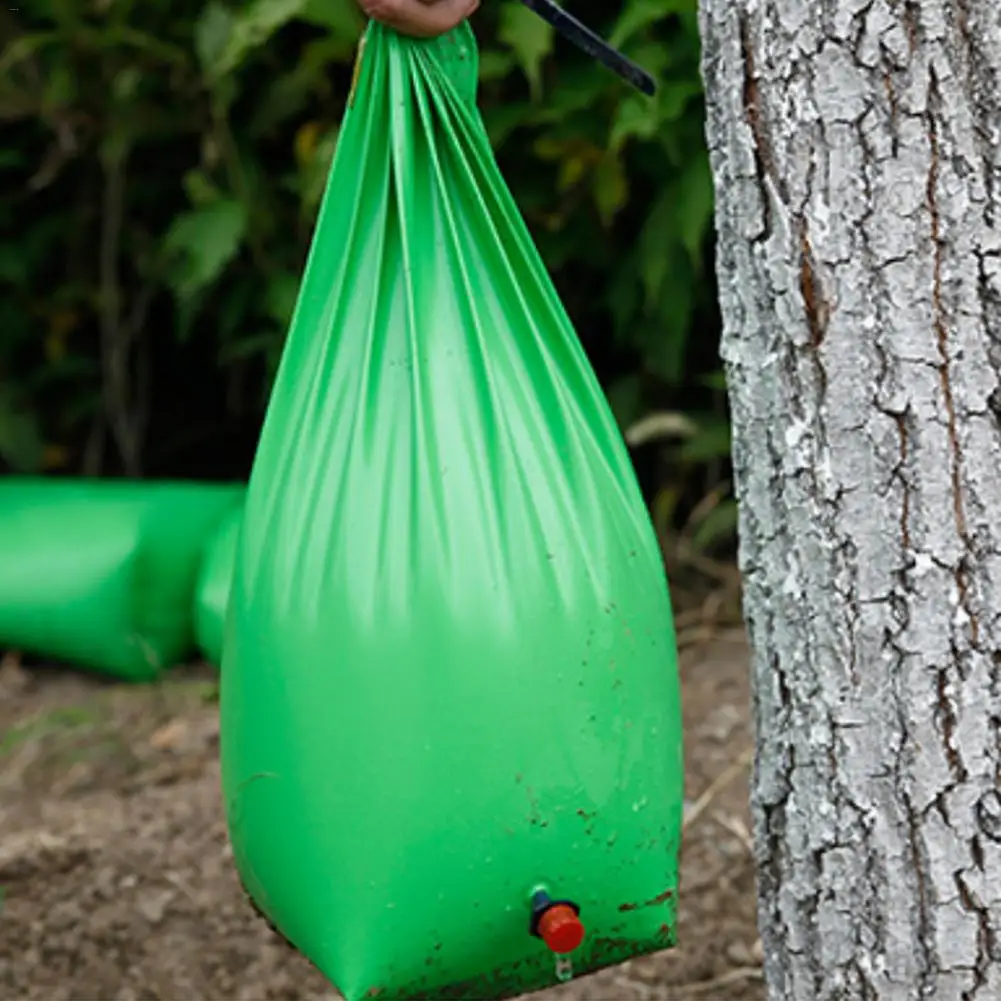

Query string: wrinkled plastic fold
221 22 683 1001
194 500 243 666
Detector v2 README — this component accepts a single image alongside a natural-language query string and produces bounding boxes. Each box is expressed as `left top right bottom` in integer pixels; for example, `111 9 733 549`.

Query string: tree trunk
698 1 1001 998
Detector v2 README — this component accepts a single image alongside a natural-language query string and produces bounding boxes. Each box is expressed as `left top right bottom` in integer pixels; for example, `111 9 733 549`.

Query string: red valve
537 903 585 954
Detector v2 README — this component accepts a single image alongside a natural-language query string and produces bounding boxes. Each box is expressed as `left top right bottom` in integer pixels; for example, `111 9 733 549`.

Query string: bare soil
0 635 762 1001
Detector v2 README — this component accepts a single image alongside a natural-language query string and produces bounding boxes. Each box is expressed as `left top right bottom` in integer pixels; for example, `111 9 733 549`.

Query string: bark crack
893 412 912 550
955 865 994 1000
926 66 981 655
881 71 900 157
740 10 787 241
800 227 830 351
889 583 936 994
902 1 919 54
974 789 1001 842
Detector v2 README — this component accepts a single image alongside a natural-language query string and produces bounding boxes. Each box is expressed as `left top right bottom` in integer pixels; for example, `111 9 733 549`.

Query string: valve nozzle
538 903 585 953
529 889 585 955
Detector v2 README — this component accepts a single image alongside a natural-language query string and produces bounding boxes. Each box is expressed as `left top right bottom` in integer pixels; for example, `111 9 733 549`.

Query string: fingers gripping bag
221 20 683 1001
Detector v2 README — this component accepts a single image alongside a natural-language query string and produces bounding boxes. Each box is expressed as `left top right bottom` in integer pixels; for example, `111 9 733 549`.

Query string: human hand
358 0 479 38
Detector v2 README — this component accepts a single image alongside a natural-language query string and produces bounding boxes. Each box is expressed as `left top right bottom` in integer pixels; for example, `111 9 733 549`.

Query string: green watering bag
193 499 244 666
222 21 682 1000
0 478 243 679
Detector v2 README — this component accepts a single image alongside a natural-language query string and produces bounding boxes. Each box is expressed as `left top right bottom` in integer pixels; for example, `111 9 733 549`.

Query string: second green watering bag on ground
222 22 683 1001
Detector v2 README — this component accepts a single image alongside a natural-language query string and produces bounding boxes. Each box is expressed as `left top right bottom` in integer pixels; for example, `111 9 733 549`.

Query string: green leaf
0 33 59 76
637 187 677 306
623 41 672 81
592 152 629 227
111 67 141 105
699 371 729 392
652 486 682 536
215 281 255 343
264 271 301 327
299 33 358 73
679 415 732 462
606 253 641 339
636 253 694 384
162 199 247 301
675 148 714 269
195 2 235 74
657 78 702 123
608 0 696 45
300 125 339 213
48 0 80 29
610 93 660 152
249 71 316 137
605 374 645 430
481 102 529 148
498 1 554 101
478 50 515 82
689 497 738 552
521 62 609 127
88 26 188 66
214 0 309 79
218 332 276 363
298 0 364 38
609 78 701 155
42 59 75 110
609 0 671 49
182 169 223 207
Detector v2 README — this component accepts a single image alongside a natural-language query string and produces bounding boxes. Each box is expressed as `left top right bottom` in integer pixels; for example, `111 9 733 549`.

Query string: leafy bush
0 0 729 543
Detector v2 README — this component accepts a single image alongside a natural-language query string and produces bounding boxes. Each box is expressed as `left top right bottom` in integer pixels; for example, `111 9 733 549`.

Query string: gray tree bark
698 1 1001 998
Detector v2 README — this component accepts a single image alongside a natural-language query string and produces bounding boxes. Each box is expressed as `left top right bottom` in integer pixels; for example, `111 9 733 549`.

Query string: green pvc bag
0 478 243 679
194 499 244 666
222 21 682 1001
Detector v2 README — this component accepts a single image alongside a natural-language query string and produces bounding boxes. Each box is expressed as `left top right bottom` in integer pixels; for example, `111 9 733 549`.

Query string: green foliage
0 0 725 519
497 3 552 100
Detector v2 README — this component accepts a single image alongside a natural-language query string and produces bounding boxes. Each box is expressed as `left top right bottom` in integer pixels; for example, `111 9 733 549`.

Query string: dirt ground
0 634 762 1001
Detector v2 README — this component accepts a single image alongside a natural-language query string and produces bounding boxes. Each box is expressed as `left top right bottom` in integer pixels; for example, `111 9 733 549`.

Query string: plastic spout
529 889 585 954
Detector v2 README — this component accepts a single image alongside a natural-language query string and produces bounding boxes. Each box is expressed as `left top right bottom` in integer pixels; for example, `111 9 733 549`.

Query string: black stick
516 0 656 96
